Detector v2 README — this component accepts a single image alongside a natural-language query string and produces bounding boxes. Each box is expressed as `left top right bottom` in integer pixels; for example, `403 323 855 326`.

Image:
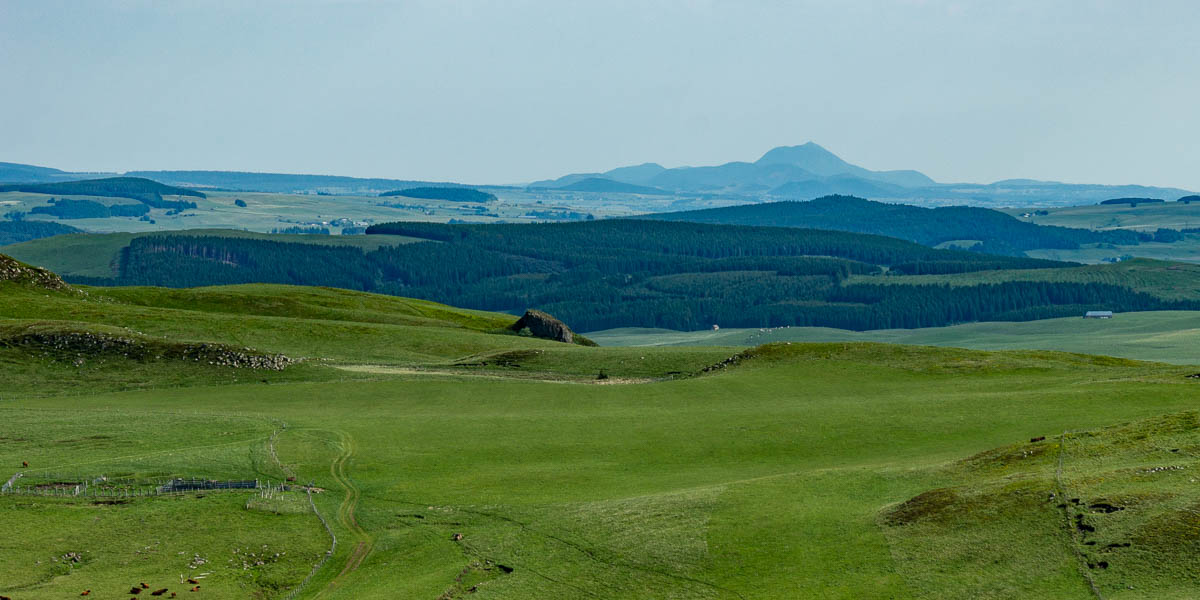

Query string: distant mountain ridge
0 162 114 184
530 142 1196 206
4 142 1197 207
553 177 671 195
528 142 933 193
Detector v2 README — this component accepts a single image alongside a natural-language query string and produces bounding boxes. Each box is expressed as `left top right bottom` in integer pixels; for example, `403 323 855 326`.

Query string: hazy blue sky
2 1 1199 188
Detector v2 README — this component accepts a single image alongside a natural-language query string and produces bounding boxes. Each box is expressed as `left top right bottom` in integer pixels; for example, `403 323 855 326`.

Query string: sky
2 1 1199 189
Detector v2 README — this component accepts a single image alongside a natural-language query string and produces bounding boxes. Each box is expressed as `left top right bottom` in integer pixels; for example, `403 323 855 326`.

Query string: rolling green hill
3 257 1200 598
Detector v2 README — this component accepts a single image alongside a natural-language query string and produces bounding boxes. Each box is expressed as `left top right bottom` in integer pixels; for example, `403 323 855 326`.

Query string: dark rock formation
510 309 574 343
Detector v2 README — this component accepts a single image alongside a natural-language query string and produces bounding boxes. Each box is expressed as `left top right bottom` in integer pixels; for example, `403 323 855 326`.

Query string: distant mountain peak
755 143 854 174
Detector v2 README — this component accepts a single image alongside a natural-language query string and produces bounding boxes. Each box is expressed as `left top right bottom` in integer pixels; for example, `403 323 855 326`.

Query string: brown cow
187 578 198 584
1030 436 1046 442
21 461 28 468
81 591 91 596
151 589 169 596
130 586 143 594
141 583 150 589
190 586 201 592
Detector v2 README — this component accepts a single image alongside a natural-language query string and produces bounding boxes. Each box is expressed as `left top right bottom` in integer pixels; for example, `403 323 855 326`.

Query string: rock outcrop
0 253 70 291
0 327 292 370
510 310 575 344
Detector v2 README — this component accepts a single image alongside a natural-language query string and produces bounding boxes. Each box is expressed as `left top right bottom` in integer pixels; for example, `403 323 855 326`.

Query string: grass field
847 258 1200 301
587 310 1200 365
1023 236 1200 265
0 186 737 238
4 256 1200 598
1001 201 1200 231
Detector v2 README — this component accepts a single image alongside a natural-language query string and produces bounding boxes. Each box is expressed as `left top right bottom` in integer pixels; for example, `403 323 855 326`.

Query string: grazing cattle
286 476 296 482
191 585 201 592
151 589 169 596
187 578 198 584
1030 436 1046 442
141 583 150 589
130 586 143 594
1 595 11 600
451 533 464 541
21 461 28 468
82 591 91 596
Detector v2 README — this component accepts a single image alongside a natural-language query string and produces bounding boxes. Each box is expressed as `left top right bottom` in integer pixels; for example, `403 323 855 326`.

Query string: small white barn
1084 311 1114 319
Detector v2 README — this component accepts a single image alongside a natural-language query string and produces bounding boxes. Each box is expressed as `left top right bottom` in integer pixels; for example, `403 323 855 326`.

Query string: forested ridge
379 187 496 203
60 219 1199 331
0 177 202 210
0 220 82 245
640 196 1142 254
30 198 150 219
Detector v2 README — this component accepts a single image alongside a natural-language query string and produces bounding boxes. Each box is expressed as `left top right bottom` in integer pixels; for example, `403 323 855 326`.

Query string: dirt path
313 429 373 598
335 364 650 384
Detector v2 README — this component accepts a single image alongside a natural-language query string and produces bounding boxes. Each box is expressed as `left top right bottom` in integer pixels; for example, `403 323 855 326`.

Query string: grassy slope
1024 235 1200 265
4 277 1200 598
1001 201 1200 231
1 230 425 278
883 410 1200 599
3 343 1198 599
587 310 1200 365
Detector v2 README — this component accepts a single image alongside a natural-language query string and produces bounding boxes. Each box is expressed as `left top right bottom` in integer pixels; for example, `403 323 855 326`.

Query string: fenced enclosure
161 477 258 492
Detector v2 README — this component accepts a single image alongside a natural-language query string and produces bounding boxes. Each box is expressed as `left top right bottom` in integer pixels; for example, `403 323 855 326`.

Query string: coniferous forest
63 220 1198 331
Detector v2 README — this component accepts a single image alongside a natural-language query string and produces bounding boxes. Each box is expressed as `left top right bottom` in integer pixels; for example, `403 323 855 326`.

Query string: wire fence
0 472 272 498
282 488 338 600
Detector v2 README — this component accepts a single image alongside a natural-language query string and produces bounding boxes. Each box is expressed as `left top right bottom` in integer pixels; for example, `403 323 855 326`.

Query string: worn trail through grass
314 429 373 598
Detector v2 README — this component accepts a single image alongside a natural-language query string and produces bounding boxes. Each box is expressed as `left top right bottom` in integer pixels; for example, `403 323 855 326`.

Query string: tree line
638 195 1145 255
59 220 1183 332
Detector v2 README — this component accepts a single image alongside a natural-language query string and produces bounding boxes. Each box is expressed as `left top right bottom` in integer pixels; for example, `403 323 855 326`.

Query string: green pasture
588 310 1200 365
1001 201 1200 231
1024 236 1200 265
848 258 1200 301
4 265 1200 598
3 343 1199 599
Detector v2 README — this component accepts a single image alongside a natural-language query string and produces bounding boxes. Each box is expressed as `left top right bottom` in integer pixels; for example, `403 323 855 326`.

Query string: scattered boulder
0 325 292 370
0 253 70 291
510 310 575 344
